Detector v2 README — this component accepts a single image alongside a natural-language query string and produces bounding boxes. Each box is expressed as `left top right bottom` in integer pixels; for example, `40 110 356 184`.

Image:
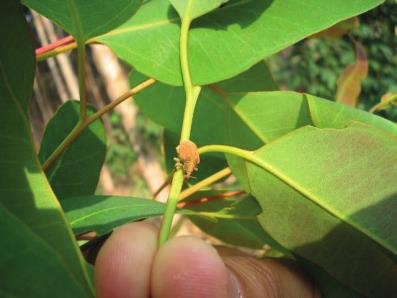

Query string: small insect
174 140 200 179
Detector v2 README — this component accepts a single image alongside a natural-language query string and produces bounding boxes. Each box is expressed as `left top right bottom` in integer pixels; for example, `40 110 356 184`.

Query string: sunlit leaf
228 123 397 296
0 1 92 295
98 0 383 85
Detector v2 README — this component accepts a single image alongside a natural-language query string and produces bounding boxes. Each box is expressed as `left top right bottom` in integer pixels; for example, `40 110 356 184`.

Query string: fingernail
227 268 243 298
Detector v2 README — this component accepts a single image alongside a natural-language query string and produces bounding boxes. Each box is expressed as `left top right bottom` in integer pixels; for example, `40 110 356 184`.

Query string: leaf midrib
69 204 164 226
97 0 254 39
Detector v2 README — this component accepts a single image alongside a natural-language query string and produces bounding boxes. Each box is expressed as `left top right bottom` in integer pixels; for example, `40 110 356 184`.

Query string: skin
95 221 320 298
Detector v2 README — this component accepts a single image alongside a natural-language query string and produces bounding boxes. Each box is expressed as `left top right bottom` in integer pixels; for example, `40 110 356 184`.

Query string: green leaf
130 62 277 150
22 0 142 42
169 0 226 20
39 101 107 198
98 0 383 85
228 123 397 296
187 193 288 251
132 73 397 148
0 1 92 295
0 204 87 297
307 94 397 136
62 196 168 235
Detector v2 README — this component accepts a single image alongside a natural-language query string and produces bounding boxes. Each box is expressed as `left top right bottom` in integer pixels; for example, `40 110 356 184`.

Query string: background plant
1 0 396 297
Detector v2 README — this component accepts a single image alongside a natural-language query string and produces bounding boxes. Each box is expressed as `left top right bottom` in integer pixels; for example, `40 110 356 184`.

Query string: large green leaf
98 0 383 85
186 192 362 297
227 123 397 296
39 101 107 198
0 1 92 295
62 196 168 235
0 204 87 297
22 0 142 42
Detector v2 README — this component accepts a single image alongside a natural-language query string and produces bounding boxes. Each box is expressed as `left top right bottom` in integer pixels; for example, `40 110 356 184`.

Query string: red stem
35 35 74 55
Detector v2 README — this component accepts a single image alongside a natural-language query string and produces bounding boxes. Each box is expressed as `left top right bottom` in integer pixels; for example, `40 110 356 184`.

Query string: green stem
198 145 257 163
180 17 193 104
77 43 87 120
158 12 201 245
158 169 184 246
179 16 201 141
180 85 201 141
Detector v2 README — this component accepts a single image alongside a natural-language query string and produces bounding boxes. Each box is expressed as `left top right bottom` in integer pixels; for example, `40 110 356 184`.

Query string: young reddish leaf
310 17 359 38
336 39 368 107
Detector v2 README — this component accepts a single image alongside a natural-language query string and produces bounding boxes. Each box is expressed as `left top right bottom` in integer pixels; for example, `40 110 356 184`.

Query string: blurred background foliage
270 0 397 120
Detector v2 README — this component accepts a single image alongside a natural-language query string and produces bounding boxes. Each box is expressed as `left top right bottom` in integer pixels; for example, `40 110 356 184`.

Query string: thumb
218 248 320 298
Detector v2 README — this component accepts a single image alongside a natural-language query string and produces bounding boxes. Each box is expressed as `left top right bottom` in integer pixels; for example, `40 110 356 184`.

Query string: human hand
95 221 319 298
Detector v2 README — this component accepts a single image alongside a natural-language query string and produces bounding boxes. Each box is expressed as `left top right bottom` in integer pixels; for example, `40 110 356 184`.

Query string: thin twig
37 42 78 61
35 35 74 55
42 78 157 171
179 167 232 201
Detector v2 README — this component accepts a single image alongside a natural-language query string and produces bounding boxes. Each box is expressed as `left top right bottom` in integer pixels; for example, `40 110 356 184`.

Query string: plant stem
35 35 74 55
87 78 156 121
42 78 156 171
179 167 232 200
42 122 85 171
77 43 87 120
179 16 201 141
36 42 78 61
158 12 201 245
158 169 184 246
